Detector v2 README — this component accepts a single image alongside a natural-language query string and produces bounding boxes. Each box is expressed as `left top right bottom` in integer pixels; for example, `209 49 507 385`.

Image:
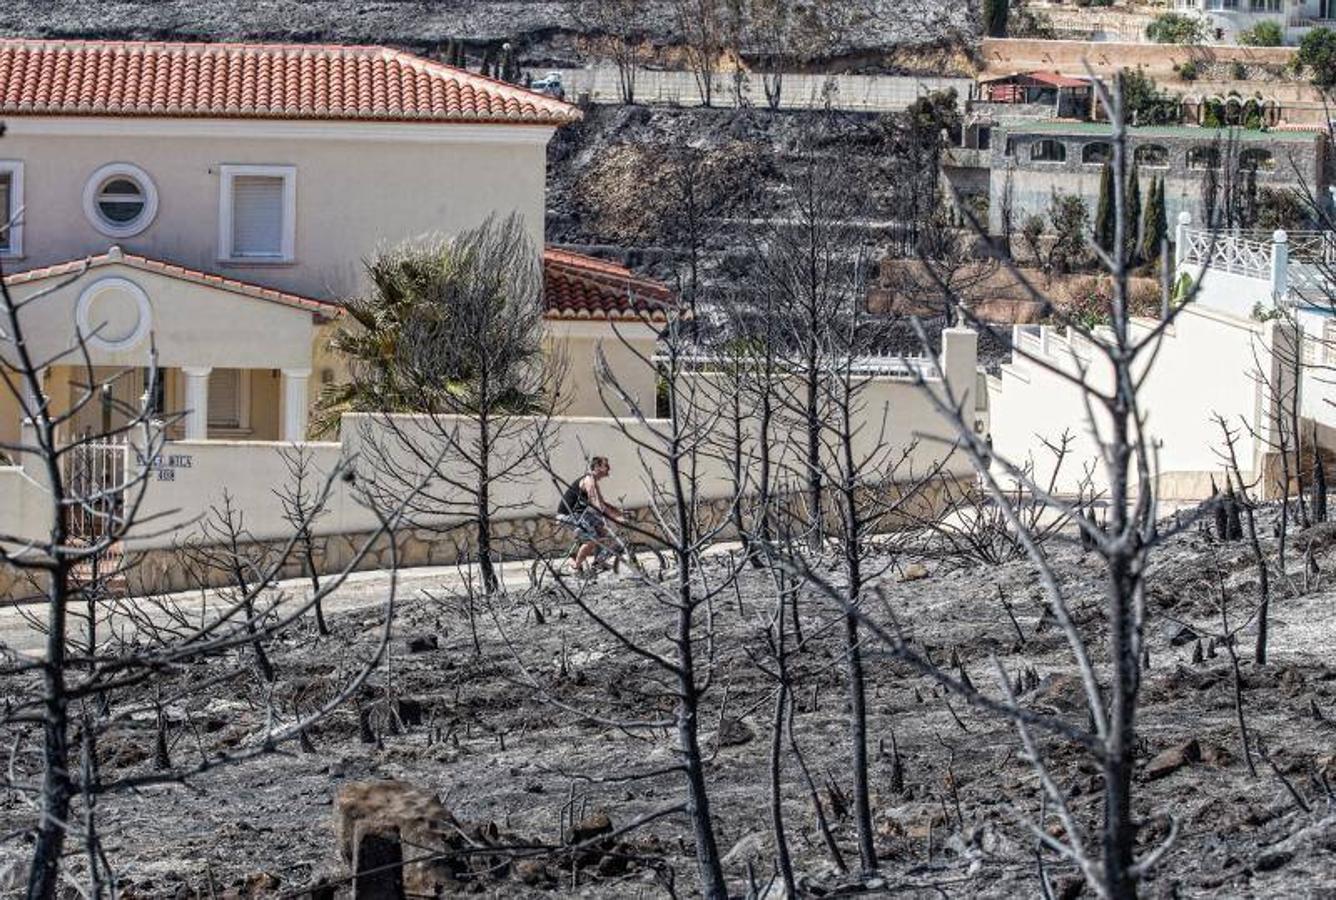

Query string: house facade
1171 0 1336 43
0 38 665 449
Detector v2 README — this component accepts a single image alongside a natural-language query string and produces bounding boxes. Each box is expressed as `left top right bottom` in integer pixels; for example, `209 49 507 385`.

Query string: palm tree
320 214 558 592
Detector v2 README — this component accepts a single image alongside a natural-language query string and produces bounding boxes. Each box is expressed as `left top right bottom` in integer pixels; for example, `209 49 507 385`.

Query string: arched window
1134 144 1169 168
1187 146 1221 170
1239 148 1275 172
1224 96 1244 127
1031 139 1066 163
1082 141 1113 165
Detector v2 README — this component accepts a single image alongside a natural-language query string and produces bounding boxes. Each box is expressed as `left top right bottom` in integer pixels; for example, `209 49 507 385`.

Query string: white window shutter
0 174 10 250
208 369 242 428
231 176 284 257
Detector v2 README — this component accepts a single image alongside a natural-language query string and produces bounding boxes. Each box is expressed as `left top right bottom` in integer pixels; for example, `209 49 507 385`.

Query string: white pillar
18 372 44 480
1271 229 1289 305
182 366 212 441
280 368 311 442
1174 210 1192 273
19 373 43 424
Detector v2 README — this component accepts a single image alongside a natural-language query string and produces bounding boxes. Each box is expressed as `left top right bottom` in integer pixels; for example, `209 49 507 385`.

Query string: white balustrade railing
1180 228 1273 279
1227 229 1336 265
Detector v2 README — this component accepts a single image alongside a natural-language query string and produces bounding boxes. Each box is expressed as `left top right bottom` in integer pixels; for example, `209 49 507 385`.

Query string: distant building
977 71 1095 120
1171 0 1336 44
951 121 1329 237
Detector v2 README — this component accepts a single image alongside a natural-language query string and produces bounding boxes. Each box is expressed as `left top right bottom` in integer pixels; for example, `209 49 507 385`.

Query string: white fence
59 433 131 545
1175 217 1336 308
1179 227 1273 279
547 65 973 112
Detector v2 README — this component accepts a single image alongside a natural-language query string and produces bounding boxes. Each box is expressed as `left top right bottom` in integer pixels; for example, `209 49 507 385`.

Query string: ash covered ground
3 503 1336 897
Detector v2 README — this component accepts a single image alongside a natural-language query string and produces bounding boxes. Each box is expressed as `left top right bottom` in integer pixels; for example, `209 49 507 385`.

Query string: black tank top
558 477 590 516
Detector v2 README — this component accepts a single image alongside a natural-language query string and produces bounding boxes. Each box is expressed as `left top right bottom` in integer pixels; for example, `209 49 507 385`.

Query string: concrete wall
2 118 552 301
0 330 980 598
548 66 973 112
987 305 1283 499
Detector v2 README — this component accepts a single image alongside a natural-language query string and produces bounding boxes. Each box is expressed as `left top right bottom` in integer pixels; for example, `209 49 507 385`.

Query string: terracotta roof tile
0 38 580 126
543 249 675 321
6 247 341 317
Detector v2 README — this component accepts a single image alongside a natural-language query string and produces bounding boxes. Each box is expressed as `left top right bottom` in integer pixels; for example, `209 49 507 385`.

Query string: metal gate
59 430 130 544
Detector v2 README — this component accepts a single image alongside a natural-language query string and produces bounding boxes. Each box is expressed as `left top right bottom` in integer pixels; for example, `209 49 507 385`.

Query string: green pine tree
1095 162 1116 254
1125 163 1143 266
1141 176 1168 266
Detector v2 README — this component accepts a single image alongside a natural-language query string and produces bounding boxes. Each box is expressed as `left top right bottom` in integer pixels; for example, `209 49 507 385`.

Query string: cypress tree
1125 163 1142 267
984 0 1010 38
501 42 518 83
1141 176 1168 267
1094 162 1116 255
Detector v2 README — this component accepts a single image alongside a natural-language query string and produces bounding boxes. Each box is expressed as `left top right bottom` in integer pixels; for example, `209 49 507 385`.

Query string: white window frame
0 160 23 258
83 162 159 239
217 164 296 264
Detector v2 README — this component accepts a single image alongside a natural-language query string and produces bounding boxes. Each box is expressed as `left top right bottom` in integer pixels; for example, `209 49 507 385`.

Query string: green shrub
1298 27 1336 87
1146 12 1208 45
1239 20 1283 47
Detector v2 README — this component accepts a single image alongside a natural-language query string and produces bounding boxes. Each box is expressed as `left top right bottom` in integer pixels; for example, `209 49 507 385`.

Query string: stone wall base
0 477 967 603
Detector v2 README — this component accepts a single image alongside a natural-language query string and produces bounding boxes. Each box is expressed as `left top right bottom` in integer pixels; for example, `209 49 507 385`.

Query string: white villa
0 38 669 450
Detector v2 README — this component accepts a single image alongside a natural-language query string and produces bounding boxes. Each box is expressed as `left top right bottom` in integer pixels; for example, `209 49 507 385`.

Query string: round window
83 164 158 238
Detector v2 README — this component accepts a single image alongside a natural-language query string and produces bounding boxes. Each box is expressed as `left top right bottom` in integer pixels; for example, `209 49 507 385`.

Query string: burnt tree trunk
477 414 499 595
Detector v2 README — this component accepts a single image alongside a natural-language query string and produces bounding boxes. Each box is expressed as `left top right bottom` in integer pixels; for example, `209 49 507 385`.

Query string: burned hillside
0 0 977 70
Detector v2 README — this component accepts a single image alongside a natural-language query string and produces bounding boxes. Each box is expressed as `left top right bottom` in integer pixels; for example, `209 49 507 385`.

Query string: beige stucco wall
546 320 660 418
6 262 317 371
2 118 551 301
72 328 980 552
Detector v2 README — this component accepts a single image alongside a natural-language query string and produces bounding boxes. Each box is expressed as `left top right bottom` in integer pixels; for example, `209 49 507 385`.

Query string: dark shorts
557 508 606 541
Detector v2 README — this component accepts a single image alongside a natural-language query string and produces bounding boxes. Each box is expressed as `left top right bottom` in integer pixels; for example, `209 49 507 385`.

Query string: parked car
530 72 565 100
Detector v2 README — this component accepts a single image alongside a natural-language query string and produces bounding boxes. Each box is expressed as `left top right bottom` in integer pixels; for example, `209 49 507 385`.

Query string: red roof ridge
544 248 672 297
6 248 340 317
378 45 581 117
542 247 675 321
0 38 581 125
